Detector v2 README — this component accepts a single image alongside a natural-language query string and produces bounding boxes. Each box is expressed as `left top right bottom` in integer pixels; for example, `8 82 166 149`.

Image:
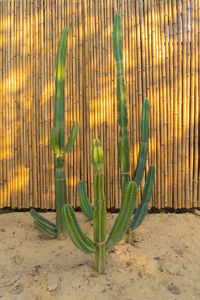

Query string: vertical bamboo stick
3 0 7 207
193 0 199 207
0 0 3 208
6 2 11 207
186 0 191 208
190 0 195 206
177 0 182 208
160 0 168 207
23 0 29 208
157 1 164 208
136 0 142 204
172 0 178 209
147 0 154 205
139 0 147 195
198 0 200 207
164 0 171 207
20 0 25 208
78 0 83 191
151 0 158 207
182 0 187 208
168 0 174 208
113 0 119 208
144 0 150 170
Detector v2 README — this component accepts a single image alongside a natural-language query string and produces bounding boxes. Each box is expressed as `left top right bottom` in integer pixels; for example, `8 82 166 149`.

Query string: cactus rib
131 166 155 230
78 181 93 221
30 209 57 229
106 181 137 249
62 205 96 254
34 219 58 238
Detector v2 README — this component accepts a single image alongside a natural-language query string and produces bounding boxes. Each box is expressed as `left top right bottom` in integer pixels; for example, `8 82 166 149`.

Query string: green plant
79 13 155 235
30 27 78 238
113 13 155 232
62 139 138 273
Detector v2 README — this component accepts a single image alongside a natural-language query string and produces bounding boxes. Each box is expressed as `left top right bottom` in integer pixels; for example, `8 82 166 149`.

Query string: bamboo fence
0 0 199 210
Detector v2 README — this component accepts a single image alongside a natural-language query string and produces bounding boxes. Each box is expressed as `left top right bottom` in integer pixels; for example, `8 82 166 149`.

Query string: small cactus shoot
30 27 78 238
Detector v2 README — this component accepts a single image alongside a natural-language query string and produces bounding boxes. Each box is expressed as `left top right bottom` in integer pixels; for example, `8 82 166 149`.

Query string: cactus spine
62 139 137 273
113 13 155 232
30 27 78 238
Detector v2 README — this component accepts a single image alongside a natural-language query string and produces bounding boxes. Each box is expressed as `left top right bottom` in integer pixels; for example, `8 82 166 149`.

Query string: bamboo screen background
0 0 199 210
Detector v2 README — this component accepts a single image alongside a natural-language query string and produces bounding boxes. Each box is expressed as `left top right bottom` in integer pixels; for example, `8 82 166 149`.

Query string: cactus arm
131 166 155 230
91 139 106 273
106 181 137 250
54 27 69 152
141 98 150 143
93 171 106 273
34 219 58 238
78 181 93 221
62 205 96 254
30 209 57 229
133 142 148 186
63 121 78 154
133 99 150 186
113 13 130 193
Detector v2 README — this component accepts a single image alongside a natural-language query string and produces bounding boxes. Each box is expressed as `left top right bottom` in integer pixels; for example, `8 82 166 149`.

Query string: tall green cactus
30 27 78 238
62 139 138 273
113 13 155 232
79 14 155 235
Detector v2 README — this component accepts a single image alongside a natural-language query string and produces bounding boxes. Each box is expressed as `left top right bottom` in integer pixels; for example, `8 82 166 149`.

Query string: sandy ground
0 211 200 300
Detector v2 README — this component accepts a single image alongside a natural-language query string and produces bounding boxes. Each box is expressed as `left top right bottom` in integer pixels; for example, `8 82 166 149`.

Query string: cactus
62 139 138 273
30 27 78 238
113 13 155 233
79 14 155 236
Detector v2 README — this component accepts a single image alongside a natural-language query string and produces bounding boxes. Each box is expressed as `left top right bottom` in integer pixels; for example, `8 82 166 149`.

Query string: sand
0 211 200 300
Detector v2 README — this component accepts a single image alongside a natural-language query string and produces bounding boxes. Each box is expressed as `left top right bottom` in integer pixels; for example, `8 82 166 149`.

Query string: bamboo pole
182 0 187 208
168 0 174 208
3 0 7 207
159 0 168 207
113 0 119 208
172 0 178 209
7 0 11 207
78 0 83 193
19 0 25 208
190 0 195 207
136 0 142 205
157 1 164 208
164 0 171 207
186 0 191 208
10 0 15 207
193 0 199 207
177 0 182 208
147 0 154 205
144 0 150 175
0 0 3 208
198 0 200 207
